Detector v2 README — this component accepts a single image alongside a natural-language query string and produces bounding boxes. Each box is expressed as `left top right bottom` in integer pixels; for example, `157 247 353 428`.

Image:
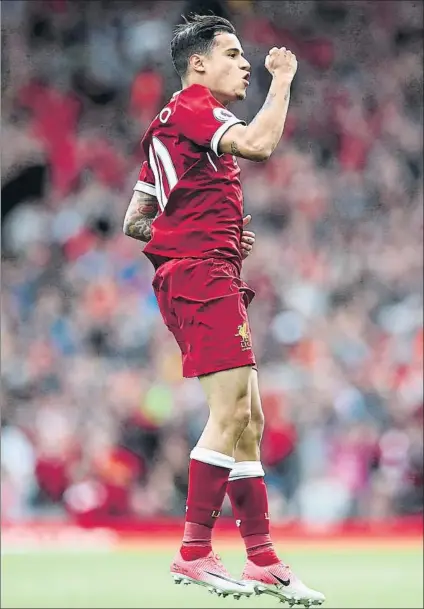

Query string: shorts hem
183 359 256 379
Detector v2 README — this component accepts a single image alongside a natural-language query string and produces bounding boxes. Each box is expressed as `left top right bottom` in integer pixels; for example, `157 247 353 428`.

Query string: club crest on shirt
213 107 235 122
235 321 251 351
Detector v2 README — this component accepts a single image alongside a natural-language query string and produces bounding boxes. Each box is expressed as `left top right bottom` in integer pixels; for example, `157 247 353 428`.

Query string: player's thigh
199 365 254 423
249 368 265 436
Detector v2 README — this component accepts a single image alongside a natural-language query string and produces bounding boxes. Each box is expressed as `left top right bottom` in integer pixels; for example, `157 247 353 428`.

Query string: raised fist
265 47 297 82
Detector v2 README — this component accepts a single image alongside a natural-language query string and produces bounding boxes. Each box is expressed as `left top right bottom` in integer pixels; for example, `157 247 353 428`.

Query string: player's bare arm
220 47 297 161
123 191 159 242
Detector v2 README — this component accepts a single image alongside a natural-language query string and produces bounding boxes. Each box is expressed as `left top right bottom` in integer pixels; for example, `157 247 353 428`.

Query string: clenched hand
241 215 256 260
265 47 297 83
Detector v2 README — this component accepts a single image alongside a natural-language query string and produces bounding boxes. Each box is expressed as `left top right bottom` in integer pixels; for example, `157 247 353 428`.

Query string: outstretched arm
123 191 159 242
219 47 297 162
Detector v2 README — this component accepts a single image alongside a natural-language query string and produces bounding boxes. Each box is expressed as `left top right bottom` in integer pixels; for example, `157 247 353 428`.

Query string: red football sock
228 469 279 566
180 448 234 561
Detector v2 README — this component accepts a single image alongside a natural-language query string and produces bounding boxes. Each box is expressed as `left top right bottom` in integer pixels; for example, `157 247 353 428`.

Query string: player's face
204 33 251 104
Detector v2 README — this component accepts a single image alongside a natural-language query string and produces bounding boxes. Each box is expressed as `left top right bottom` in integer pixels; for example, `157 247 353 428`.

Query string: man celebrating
124 13 325 607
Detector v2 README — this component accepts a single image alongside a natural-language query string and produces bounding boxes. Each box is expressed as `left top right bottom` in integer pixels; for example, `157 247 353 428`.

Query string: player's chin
235 89 247 101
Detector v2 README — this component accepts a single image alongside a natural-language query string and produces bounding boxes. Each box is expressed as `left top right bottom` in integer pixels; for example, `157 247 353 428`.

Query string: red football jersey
133 84 246 271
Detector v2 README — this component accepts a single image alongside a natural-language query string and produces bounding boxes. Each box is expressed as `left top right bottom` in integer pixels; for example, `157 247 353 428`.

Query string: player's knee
202 365 253 440
251 409 265 445
214 395 251 439
236 411 263 455
232 395 252 433
230 375 252 435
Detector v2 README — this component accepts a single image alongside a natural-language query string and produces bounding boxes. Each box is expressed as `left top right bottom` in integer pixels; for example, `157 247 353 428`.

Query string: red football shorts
152 258 256 378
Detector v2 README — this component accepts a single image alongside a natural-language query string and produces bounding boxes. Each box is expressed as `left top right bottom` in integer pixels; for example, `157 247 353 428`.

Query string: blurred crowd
1 0 423 525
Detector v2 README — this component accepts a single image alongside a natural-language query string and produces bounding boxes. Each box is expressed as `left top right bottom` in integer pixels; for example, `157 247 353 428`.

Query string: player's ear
189 54 206 74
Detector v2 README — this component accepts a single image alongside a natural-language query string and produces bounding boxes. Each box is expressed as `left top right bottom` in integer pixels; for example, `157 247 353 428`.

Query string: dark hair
171 13 236 78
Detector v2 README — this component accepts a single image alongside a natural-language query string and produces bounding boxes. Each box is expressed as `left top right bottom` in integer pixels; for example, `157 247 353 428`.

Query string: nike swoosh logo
204 571 246 585
271 573 290 587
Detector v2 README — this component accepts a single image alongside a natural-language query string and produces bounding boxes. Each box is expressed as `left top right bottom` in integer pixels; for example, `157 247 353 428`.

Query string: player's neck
181 80 230 107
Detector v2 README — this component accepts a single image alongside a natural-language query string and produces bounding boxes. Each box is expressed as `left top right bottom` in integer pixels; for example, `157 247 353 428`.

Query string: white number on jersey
149 136 178 211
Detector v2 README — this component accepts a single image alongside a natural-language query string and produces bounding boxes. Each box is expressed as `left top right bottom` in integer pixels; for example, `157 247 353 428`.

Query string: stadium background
1 1 423 607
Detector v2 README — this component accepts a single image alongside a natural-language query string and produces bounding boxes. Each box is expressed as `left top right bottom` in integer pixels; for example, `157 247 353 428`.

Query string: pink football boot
242 558 325 606
171 550 254 599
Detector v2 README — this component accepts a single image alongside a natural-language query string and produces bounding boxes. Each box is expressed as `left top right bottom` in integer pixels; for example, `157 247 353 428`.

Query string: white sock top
229 460 265 480
190 446 235 470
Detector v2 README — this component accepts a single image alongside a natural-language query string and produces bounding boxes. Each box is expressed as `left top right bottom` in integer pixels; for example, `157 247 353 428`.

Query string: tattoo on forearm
252 88 289 127
123 192 159 242
231 140 250 159
263 91 277 109
127 216 155 241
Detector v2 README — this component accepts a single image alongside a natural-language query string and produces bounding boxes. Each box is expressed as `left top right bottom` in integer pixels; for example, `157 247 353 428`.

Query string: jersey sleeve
133 161 156 196
176 85 246 157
